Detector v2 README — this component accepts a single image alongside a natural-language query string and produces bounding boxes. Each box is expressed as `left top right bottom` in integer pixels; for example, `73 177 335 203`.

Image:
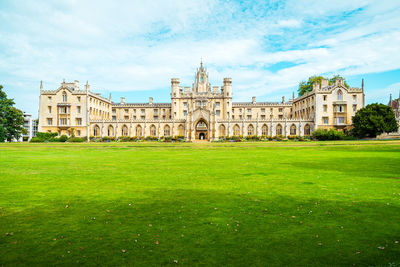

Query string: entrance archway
195 119 208 140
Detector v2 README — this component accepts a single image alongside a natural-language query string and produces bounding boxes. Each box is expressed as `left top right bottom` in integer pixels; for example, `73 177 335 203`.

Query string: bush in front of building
245 135 261 141
67 137 85 142
312 129 345 140
145 136 158 141
58 135 68 142
118 136 130 142
30 137 44 142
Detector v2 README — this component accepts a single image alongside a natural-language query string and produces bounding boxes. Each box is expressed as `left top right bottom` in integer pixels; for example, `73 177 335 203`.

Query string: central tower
193 61 210 93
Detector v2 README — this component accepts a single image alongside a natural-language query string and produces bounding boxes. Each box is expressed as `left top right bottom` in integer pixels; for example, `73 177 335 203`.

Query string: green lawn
1 141 400 266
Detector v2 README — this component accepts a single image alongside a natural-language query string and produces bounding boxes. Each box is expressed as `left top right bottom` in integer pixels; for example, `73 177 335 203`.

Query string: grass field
1 140 400 266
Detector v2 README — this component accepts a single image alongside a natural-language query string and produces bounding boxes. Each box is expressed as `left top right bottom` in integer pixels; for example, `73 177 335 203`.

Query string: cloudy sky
1 0 400 116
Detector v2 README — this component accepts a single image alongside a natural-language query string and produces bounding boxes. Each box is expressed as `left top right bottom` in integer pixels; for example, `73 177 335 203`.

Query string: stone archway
195 119 208 140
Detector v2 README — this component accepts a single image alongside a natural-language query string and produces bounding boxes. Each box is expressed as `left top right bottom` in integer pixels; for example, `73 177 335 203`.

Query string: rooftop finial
362 78 364 90
40 80 43 90
390 93 392 103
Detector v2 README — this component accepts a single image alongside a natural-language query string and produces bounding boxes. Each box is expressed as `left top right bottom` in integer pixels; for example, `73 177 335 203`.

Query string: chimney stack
282 96 285 103
252 96 256 104
120 97 125 104
149 97 153 104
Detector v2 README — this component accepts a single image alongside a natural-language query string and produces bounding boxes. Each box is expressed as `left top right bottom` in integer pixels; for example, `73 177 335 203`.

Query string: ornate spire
390 93 392 103
361 78 364 91
40 80 43 91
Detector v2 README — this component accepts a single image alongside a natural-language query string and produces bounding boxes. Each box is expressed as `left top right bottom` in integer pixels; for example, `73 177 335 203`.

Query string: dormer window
62 93 67 102
337 90 343 100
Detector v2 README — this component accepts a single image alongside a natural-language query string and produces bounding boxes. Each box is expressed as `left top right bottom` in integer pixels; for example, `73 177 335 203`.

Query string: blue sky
1 0 400 116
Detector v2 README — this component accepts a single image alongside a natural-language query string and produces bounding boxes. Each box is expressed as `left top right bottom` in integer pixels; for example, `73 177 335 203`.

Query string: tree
298 76 324 96
352 103 398 138
298 74 350 96
0 85 24 142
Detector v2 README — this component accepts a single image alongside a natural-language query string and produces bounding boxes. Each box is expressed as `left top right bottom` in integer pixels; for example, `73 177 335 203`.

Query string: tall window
47 118 52 125
304 124 311 135
276 124 282 135
122 125 129 136
150 125 157 137
48 106 52 113
337 90 343 100
93 125 100 136
219 124 226 136
108 125 114 136
323 117 328 124
136 125 142 137
76 118 82 125
290 124 296 135
247 125 254 136
178 125 184 136
77 106 81 113
164 125 170 137
262 125 268 136
233 124 240 136
62 93 67 102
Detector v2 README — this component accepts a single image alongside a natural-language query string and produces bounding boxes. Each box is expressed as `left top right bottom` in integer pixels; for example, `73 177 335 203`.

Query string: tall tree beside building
352 103 398 138
298 75 349 96
0 85 24 142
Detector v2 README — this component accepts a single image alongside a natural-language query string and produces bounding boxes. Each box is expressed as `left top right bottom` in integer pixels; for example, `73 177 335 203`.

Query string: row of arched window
93 123 311 137
218 124 311 136
93 124 185 137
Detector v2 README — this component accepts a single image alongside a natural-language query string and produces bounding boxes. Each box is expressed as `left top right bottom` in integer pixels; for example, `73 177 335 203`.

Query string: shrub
312 129 344 141
68 137 84 142
287 135 297 140
58 135 68 142
118 136 130 142
102 137 111 142
30 137 43 142
273 135 284 141
36 132 58 140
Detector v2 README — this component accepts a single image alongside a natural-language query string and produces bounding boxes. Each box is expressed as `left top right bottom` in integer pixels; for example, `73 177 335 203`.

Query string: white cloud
0 0 400 114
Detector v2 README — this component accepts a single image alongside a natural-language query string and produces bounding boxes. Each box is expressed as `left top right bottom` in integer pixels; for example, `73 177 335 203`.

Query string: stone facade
388 93 400 134
38 62 365 140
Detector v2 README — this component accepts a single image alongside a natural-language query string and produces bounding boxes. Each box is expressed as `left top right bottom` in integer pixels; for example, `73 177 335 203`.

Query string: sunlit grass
0 141 400 266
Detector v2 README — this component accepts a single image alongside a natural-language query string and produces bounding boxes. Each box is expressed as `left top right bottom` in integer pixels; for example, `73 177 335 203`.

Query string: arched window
122 125 129 136
337 89 343 100
178 124 184 136
304 124 311 135
276 124 282 136
107 125 114 137
262 124 268 136
233 124 240 136
62 93 67 102
247 124 254 136
290 124 296 135
93 125 100 136
136 125 142 137
219 124 226 136
150 125 157 137
196 120 207 130
164 125 170 137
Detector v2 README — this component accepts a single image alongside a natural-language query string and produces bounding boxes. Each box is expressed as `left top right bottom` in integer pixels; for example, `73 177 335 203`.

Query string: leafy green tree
352 103 398 138
298 76 324 96
0 85 24 142
329 75 350 88
298 75 350 96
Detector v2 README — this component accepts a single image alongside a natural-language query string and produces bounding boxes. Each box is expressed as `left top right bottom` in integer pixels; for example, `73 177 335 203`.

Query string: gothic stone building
38 62 365 140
